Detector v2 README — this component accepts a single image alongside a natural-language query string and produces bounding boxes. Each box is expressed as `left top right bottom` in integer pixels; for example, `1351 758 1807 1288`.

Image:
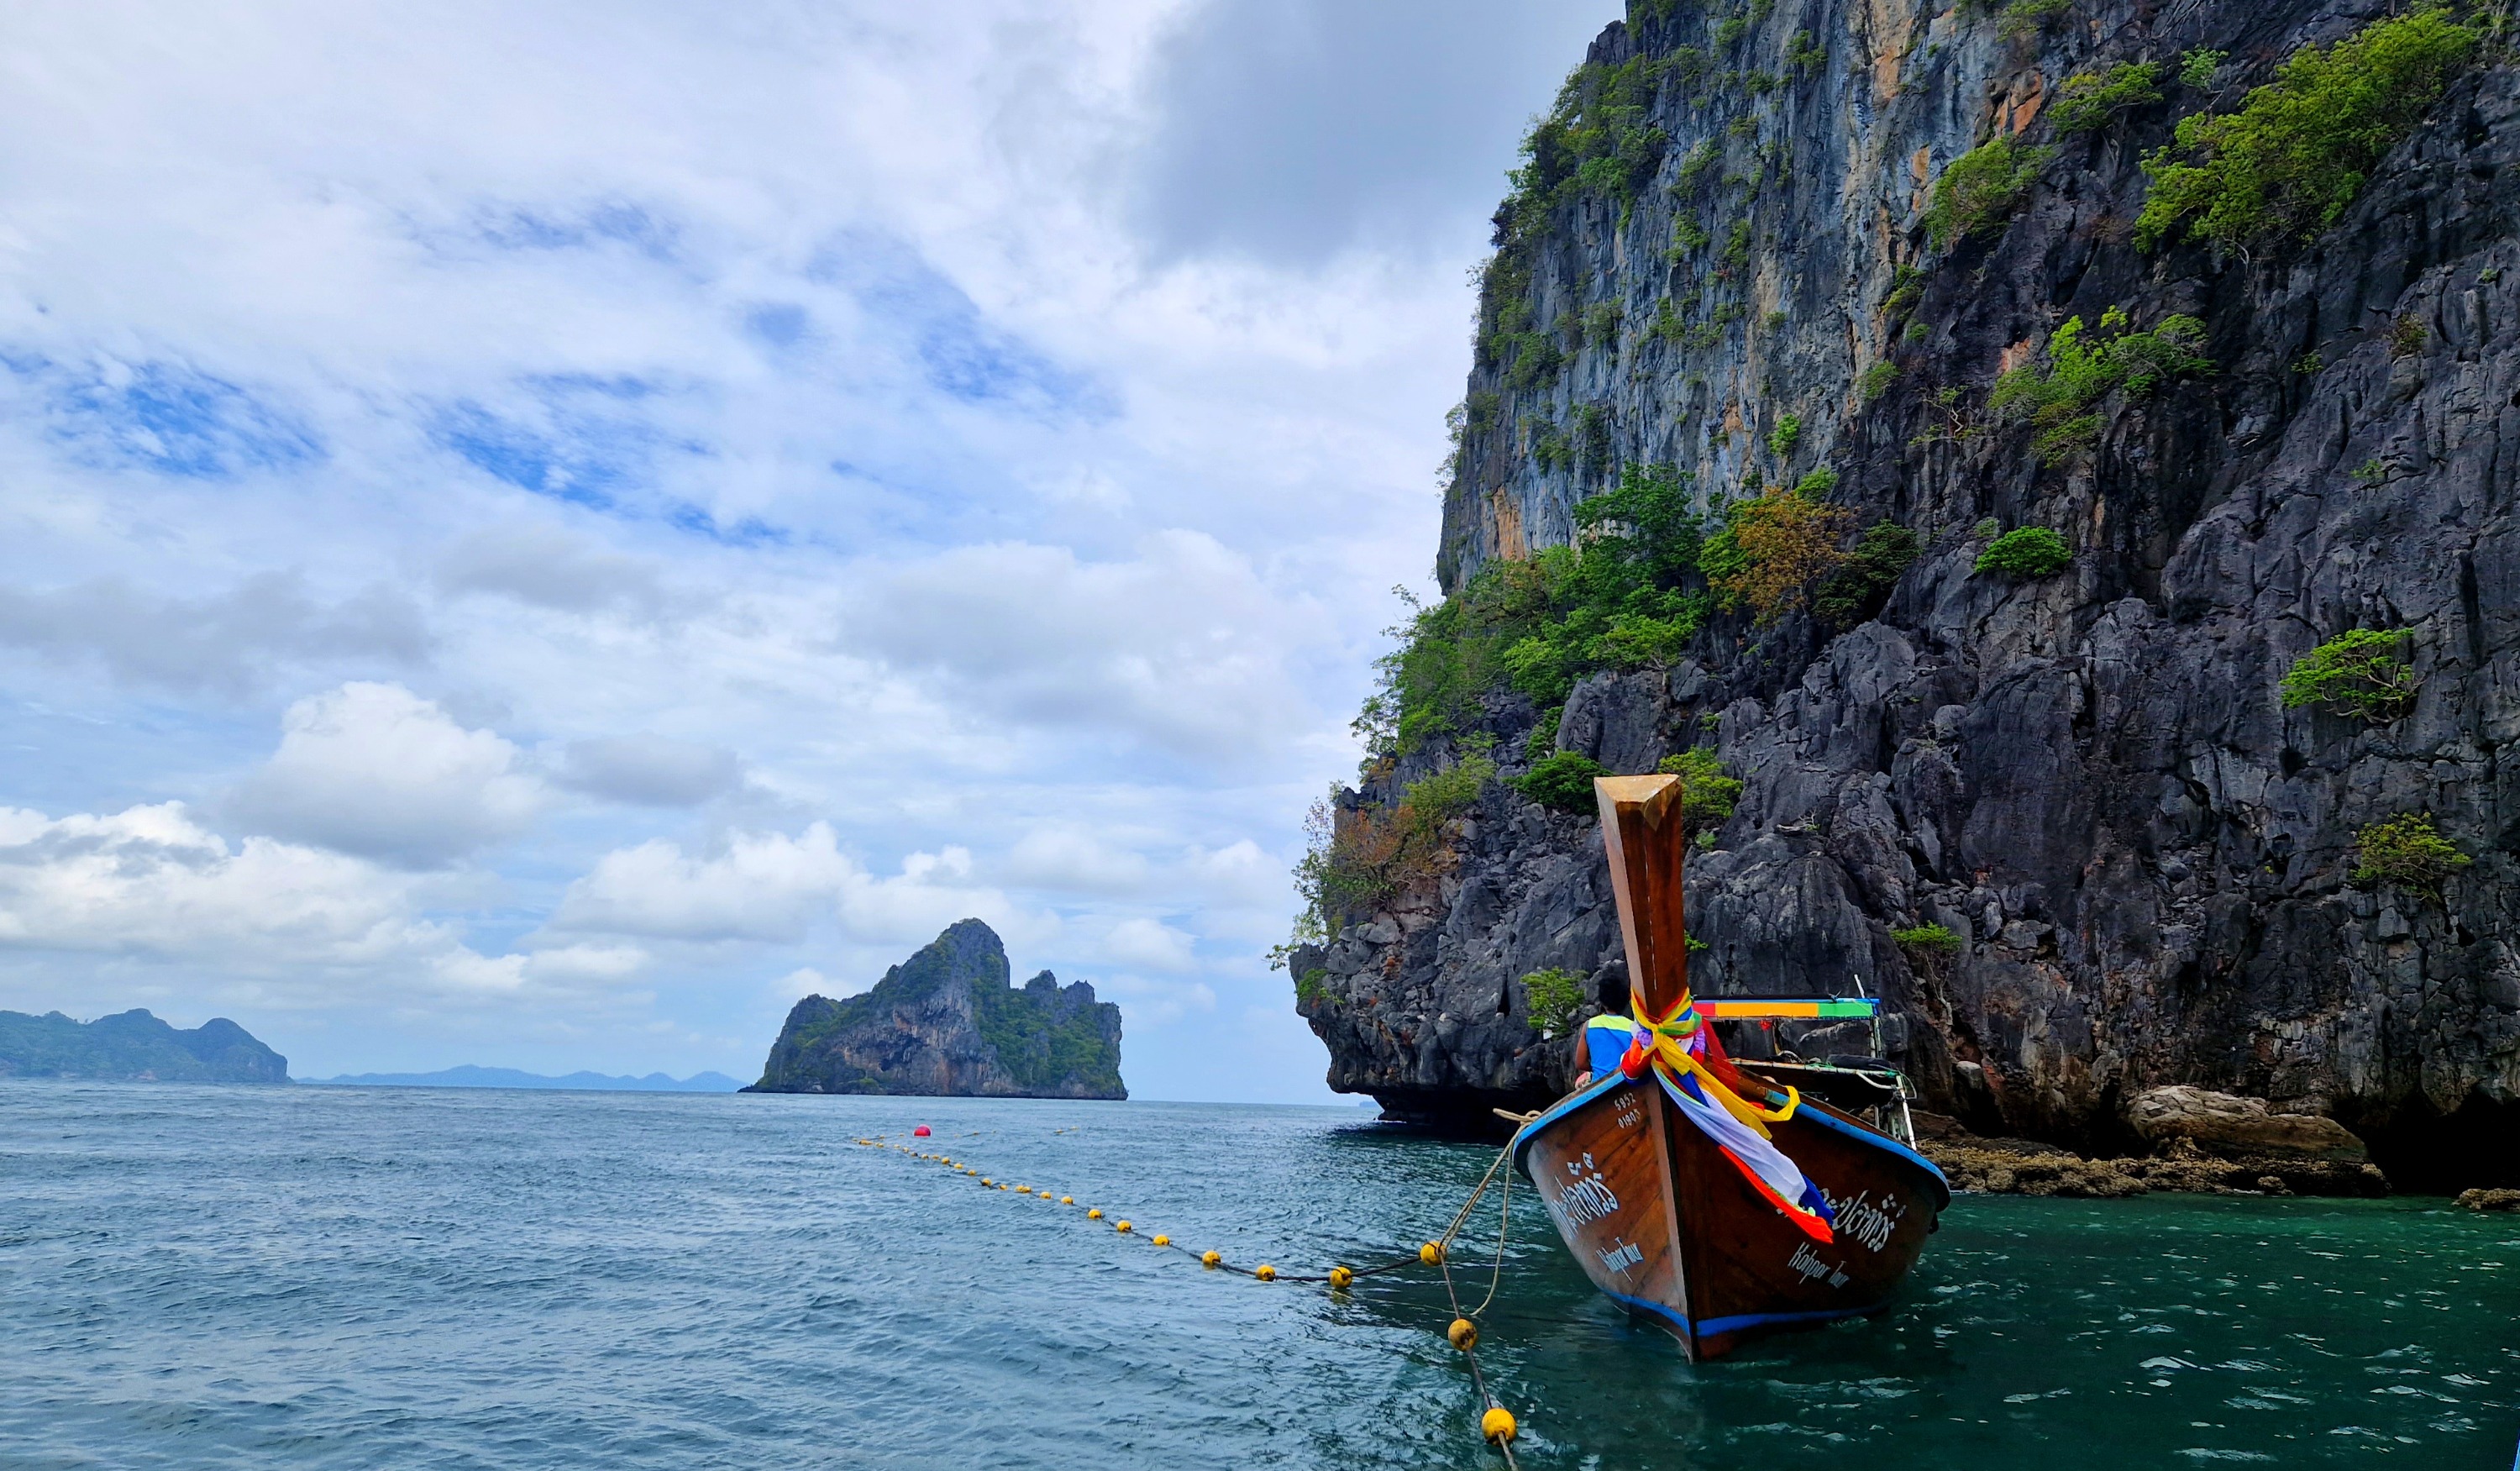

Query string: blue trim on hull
1603 1288 1695 1337
1693 1301 1889 1338
1603 1292 1890 1342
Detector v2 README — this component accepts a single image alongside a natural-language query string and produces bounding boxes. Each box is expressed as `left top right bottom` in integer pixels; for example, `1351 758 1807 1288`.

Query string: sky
0 0 1616 1102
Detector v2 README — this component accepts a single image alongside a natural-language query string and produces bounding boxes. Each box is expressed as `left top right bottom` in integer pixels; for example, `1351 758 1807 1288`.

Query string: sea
3 1083 2514 1469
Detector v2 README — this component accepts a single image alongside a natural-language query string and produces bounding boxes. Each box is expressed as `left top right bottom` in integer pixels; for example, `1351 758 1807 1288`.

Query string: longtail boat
1509 774 1950 1360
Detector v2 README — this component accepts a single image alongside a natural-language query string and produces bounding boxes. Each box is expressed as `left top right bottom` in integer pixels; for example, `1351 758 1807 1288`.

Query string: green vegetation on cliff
1519 967 1589 1038
1985 307 2213 460
2052 61 2165 134
1289 753 1500 933
2353 813 2470 900
2137 8 2479 250
1364 460 1919 758
1926 134 2053 250
970 982 1122 1096
1357 464 1710 754
1975 527 2074 580
1656 746 1742 830
2281 628 2419 722
1518 751 1611 812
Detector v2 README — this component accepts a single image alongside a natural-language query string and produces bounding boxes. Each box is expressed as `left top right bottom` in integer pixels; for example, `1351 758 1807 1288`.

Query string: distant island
303 1065 744 1092
0 1008 288 1084
748 918 1124 1098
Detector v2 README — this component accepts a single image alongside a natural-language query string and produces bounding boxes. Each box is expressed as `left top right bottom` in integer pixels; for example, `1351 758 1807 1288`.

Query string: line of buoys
856 1132 1525 1466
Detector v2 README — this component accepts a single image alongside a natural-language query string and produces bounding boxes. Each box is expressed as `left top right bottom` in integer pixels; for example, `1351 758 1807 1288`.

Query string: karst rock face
1293 0 2520 1189
751 920 1126 1099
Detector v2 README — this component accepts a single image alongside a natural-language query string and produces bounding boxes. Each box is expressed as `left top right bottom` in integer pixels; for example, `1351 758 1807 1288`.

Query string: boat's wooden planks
1518 1079 1691 1348
1668 1095 1944 1359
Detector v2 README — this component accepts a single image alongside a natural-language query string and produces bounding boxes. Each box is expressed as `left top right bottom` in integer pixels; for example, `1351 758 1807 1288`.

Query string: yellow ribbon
1630 991 1801 1137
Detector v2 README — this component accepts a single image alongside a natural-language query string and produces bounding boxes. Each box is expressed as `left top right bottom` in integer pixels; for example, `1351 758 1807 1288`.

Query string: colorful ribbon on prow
1599 993 1837 1242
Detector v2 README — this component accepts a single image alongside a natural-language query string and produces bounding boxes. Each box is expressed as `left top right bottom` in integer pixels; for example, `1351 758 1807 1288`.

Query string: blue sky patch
34 359 323 479
667 504 788 547
810 233 1110 420
435 379 724 524
435 402 622 507
743 303 811 349
475 201 678 262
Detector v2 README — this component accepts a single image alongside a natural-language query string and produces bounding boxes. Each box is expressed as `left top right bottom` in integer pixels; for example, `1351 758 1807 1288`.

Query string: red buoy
914 1126 931 1137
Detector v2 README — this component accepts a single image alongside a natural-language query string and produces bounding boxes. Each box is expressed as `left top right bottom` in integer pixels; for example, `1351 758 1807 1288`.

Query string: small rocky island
747 919 1125 1098
0 1008 289 1083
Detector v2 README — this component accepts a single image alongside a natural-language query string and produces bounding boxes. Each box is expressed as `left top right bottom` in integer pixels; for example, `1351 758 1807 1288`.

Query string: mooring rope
853 1132 1530 1465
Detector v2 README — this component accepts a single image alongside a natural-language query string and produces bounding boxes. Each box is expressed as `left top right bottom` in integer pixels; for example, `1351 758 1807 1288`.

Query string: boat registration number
1613 1092 1642 1130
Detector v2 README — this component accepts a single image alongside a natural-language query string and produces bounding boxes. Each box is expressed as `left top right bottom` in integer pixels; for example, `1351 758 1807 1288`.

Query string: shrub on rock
1974 527 2072 579
1516 752 1609 814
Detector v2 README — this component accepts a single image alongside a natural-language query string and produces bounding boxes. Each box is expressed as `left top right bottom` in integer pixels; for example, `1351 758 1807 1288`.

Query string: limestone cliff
1295 1 2520 1190
748 920 1125 1099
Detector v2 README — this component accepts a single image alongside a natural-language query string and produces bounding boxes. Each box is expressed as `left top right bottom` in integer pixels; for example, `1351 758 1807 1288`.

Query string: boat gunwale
1509 1069 1952 1210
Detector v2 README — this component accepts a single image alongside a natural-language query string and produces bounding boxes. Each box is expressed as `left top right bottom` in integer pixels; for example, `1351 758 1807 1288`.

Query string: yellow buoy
1060 1196 1074 1206
1201 1251 1221 1269
1329 1265 1354 1289
1087 1208 1103 1220
1254 1264 1277 1280
1152 1234 1170 1247
1447 1317 1478 1351
981 1178 993 1186
1481 1406 1517 1442
1115 1220 1131 1233
1420 1241 1446 1265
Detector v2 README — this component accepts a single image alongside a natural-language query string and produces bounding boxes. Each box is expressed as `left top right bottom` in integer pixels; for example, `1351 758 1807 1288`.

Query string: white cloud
0 800 644 1010
842 531 1333 759
554 734 743 806
1182 838 1284 906
1096 972 1217 1027
770 965 848 1001
551 822 1046 948
0 801 438 965
1001 827 1150 894
228 682 545 867
435 526 675 620
0 573 430 696
1099 915 1196 973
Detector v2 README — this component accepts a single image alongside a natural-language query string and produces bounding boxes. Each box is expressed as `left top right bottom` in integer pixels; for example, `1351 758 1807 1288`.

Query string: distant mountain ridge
0 1009 288 1084
304 1065 743 1092
749 918 1124 1098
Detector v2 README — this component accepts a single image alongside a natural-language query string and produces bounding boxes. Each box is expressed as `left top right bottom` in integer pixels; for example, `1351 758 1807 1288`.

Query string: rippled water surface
3 1082 2516 1468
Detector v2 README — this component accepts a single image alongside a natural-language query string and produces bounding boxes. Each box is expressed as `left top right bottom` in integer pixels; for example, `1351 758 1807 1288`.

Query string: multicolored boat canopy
1688 997 1880 1021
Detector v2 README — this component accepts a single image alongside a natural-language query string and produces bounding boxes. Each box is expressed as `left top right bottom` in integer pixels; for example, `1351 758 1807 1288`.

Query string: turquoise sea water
3 1083 2515 1468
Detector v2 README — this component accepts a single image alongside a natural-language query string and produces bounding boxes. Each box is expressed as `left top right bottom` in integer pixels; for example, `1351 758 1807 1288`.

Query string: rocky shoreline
1914 1083 2410 1199
1918 1121 2390 1200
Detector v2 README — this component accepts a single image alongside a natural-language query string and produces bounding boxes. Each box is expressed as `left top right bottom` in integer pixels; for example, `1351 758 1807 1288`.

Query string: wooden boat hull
1511 1073 1949 1360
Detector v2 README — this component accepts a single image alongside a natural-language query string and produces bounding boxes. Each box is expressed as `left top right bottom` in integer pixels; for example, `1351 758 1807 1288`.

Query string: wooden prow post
1596 775 1691 1020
